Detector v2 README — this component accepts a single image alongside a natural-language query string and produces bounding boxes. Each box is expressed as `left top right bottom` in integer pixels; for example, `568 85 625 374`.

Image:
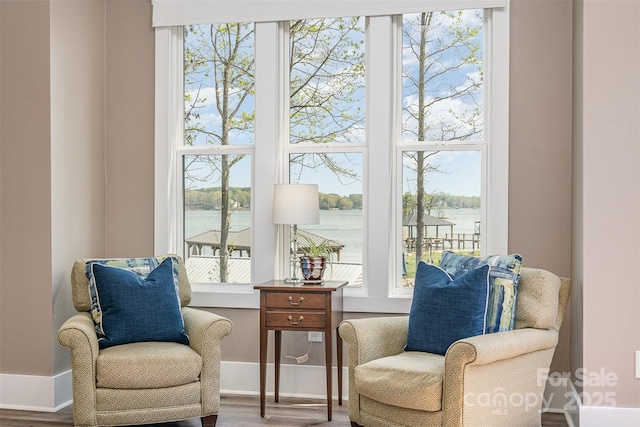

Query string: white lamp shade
272 184 320 225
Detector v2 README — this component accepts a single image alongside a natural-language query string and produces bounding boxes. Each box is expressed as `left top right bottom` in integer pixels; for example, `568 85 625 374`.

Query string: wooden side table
254 280 348 421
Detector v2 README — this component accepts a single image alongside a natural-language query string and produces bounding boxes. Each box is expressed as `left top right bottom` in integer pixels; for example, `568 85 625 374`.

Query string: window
397 10 484 291
288 17 365 286
154 1 509 312
182 23 255 284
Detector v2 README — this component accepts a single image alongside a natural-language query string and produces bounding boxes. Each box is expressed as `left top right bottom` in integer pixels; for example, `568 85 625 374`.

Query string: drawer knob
287 315 304 325
288 296 304 306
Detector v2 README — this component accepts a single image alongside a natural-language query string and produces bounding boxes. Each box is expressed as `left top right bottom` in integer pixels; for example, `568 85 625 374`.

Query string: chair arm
446 328 558 368
182 307 233 357
181 307 233 415
57 312 100 361
441 328 558 427
57 312 100 427
339 316 408 366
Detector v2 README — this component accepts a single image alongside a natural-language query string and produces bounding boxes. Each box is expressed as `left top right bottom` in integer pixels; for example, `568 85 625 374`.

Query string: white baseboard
563 378 640 427
580 405 640 427
220 361 348 400
0 370 72 411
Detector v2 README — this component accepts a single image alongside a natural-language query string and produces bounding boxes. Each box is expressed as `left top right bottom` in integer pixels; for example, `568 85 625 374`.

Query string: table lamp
272 184 320 282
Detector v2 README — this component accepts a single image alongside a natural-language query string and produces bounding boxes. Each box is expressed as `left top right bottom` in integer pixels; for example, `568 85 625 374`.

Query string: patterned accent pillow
406 262 490 355
86 256 188 348
439 251 523 333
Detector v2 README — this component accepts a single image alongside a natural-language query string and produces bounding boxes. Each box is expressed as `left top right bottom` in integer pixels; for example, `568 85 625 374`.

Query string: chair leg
201 414 218 427
351 422 364 427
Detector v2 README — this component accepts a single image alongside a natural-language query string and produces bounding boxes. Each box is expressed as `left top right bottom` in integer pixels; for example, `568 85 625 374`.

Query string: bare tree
184 23 255 282
289 17 365 182
402 10 483 264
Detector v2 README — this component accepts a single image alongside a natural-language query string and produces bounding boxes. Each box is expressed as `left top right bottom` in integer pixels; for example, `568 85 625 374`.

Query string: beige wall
1 0 153 377
579 0 640 408
508 0 573 379
1 0 639 412
1 0 54 376
50 0 108 376
571 0 585 401
104 0 155 257
509 0 573 278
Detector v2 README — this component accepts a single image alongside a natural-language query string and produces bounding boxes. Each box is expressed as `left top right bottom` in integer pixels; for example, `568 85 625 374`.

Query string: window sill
191 283 260 309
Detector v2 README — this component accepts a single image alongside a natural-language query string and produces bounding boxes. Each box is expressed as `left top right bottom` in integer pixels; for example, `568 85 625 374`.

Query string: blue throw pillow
439 251 523 333
86 256 176 338
405 262 490 355
89 257 189 349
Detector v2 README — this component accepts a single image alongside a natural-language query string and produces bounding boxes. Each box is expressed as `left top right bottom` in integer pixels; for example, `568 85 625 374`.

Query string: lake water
185 208 480 263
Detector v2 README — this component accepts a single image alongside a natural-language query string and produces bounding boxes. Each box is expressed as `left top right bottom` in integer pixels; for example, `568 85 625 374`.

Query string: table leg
274 330 282 403
259 321 267 417
337 326 343 406
325 328 332 421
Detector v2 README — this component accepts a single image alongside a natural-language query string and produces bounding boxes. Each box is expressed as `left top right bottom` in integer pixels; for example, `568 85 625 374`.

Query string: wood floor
0 394 569 427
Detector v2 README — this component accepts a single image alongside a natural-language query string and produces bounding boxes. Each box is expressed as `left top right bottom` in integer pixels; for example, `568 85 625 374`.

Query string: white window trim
483 6 510 256
152 0 506 27
154 2 509 313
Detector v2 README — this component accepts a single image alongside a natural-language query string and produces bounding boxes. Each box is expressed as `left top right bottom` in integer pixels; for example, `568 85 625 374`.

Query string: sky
291 150 480 197
184 10 483 198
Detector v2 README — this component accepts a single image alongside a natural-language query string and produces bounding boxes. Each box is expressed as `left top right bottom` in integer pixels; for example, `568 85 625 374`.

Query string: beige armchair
58 256 233 427
338 267 571 427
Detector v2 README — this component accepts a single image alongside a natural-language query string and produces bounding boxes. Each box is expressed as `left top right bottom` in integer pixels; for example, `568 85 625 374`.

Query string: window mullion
285 144 367 155
253 21 282 284
348 15 404 310
154 26 184 256
396 141 486 151
484 6 509 254
177 146 254 156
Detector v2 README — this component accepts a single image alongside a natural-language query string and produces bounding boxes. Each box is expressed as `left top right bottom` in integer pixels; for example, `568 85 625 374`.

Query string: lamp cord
284 341 313 364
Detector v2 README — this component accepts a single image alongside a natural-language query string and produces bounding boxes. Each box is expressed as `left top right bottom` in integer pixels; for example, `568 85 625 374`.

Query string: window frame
154 2 510 313
392 9 488 295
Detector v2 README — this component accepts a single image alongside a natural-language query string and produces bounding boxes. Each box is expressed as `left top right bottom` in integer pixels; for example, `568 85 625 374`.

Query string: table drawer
265 311 326 329
265 292 325 310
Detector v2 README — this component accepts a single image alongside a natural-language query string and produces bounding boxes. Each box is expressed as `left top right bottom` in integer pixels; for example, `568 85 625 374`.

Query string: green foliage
402 191 479 215
404 250 480 280
184 187 251 210
317 192 361 210
300 236 334 258
349 194 363 209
